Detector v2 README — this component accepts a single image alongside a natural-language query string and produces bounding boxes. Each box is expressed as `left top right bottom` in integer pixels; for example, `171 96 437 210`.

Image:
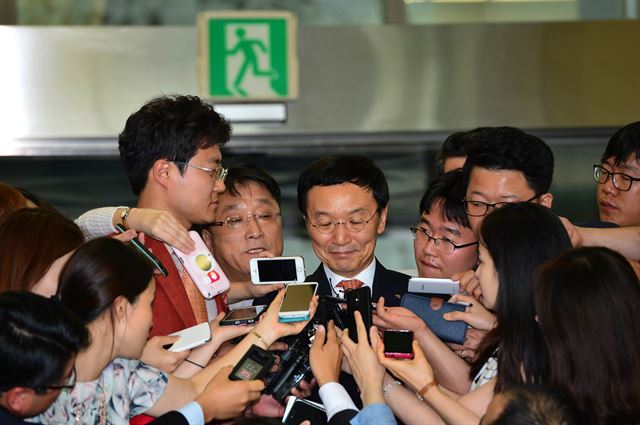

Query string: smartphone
277 282 318 322
220 305 267 326
346 286 372 343
173 231 230 299
164 322 211 352
408 277 460 296
283 397 327 425
250 256 306 284
383 329 414 359
115 224 169 277
229 344 276 381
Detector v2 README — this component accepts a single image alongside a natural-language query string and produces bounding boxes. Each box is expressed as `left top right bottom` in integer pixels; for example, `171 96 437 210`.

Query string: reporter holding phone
31 237 318 424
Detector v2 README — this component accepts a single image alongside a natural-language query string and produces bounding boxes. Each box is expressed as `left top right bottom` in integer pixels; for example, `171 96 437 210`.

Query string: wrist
362 388 384 406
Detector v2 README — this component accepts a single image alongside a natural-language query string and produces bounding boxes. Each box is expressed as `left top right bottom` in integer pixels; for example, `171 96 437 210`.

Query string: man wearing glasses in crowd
117 95 278 337
594 121 640 228
453 126 555 298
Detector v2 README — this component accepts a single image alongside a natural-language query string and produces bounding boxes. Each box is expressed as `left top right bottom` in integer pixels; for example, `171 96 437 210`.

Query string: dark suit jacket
328 409 358 425
0 408 31 425
306 258 409 307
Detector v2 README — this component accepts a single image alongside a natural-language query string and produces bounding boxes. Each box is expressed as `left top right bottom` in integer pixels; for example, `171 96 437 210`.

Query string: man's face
203 182 283 281
597 154 640 227
305 183 387 278
168 145 225 226
465 167 553 234
414 201 478 279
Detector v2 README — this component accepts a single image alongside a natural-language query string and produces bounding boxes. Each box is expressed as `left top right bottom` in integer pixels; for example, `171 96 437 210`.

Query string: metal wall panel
1 21 639 155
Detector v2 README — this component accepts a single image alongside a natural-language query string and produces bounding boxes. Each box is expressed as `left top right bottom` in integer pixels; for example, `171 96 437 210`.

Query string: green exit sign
198 11 299 101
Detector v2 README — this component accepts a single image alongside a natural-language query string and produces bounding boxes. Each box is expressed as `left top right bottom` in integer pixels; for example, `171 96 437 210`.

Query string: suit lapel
306 264 332 296
372 259 404 306
145 237 196 329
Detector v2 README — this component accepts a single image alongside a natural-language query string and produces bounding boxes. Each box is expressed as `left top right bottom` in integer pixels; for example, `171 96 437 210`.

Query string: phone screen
224 306 263 321
280 284 316 313
384 331 413 354
258 258 297 282
234 357 264 380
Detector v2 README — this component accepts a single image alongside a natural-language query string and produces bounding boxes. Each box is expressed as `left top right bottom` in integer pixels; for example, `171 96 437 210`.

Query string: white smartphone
250 256 305 284
173 231 230 299
166 322 211 352
277 282 318 322
408 277 460 295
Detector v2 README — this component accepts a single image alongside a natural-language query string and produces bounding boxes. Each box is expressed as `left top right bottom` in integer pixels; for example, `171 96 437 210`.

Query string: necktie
336 279 365 293
180 267 209 324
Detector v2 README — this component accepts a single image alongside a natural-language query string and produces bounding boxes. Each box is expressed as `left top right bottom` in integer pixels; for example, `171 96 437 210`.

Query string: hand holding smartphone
250 256 305 284
346 286 372 343
173 231 230 299
383 330 414 359
277 282 318 323
408 277 460 296
220 306 266 326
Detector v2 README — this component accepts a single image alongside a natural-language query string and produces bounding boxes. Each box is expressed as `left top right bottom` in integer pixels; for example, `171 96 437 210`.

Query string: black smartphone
229 344 276 381
220 305 267 326
346 286 372 343
383 330 414 359
115 224 169 277
283 398 327 425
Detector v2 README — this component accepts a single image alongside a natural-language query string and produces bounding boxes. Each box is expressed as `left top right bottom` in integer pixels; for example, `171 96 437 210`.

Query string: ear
377 207 388 235
150 159 173 189
537 192 553 208
113 295 130 323
201 228 214 250
2 387 32 416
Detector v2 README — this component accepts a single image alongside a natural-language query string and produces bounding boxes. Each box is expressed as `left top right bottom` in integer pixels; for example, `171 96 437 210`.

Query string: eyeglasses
306 210 380 234
410 226 478 255
463 194 540 217
172 161 228 182
33 366 76 394
211 211 281 230
593 164 640 192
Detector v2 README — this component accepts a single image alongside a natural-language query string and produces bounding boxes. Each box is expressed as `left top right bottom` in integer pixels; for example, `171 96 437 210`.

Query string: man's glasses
172 161 228 182
593 164 640 192
33 366 76 394
410 226 478 255
463 193 540 217
305 210 380 234
211 211 281 230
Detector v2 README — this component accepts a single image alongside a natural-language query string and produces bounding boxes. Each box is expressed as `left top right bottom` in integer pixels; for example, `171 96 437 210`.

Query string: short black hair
601 121 640 166
224 164 281 206
462 127 554 195
436 127 491 175
297 155 389 215
492 385 579 425
0 291 89 393
119 95 232 196
419 170 469 228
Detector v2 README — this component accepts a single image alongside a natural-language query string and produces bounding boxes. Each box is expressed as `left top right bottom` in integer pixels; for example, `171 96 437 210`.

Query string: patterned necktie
336 279 365 293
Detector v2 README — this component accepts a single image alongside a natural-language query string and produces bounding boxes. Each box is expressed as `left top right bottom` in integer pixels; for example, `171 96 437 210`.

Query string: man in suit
298 155 409 307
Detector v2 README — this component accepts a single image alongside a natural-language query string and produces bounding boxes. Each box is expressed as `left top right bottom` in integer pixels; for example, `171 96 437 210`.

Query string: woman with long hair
534 247 640 425
375 203 572 424
31 237 317 424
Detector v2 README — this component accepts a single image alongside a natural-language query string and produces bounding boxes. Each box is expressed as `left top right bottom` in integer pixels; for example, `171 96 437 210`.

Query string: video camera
264 295 347 401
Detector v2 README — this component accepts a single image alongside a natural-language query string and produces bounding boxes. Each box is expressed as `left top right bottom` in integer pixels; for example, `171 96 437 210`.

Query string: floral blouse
29 358 168 425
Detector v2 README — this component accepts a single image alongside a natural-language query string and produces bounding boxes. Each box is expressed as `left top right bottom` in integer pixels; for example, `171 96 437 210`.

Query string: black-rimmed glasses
463 193 540 217
593 164 640 192
410 226 478 255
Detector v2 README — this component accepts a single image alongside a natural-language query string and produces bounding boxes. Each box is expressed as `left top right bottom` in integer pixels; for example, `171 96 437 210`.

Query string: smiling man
201 164 284 291
297 155 409 306
595 121 640 227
